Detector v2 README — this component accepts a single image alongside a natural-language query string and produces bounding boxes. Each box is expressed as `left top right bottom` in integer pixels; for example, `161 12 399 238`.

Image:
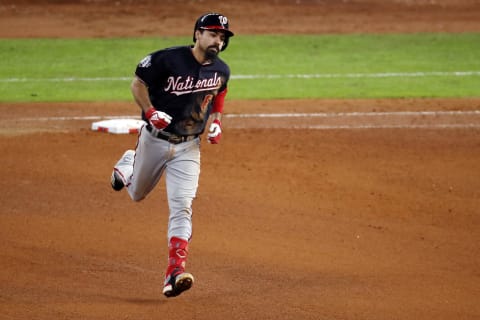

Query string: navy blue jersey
135 45 230 136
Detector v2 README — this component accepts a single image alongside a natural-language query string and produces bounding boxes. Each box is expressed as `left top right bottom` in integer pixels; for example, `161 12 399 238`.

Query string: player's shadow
123 297 167 305
93 293 167 305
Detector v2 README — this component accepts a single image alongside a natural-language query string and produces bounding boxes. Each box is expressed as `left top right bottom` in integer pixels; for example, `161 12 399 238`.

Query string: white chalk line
9 110 480 130
233 71 480 79
28 115 141 121
225 110 480 129
289 124 480 129
1 71 480 82
15 110 480 121
226 110 480 118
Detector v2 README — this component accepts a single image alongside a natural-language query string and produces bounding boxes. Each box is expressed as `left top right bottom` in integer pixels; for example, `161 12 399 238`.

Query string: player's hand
208 119 222 144
145 107 172 130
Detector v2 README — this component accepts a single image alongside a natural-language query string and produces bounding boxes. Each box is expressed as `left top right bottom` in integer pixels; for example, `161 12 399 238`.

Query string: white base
91 119 146 134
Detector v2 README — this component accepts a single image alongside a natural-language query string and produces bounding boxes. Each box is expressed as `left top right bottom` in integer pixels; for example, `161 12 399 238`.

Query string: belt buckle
168 135 183 144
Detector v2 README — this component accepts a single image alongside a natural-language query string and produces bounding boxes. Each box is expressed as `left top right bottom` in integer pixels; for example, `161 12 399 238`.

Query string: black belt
146 125 199 144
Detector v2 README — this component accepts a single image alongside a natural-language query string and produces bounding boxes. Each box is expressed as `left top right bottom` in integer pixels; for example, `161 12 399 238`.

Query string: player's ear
194 30 202 42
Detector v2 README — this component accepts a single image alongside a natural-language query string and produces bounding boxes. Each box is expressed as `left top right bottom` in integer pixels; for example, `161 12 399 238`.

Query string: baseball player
110 13 234 298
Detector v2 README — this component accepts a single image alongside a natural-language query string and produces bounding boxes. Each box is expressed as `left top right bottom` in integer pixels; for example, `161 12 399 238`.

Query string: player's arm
207 88 227 144
131 76 154 113
210 111 222 122
131 76 171 129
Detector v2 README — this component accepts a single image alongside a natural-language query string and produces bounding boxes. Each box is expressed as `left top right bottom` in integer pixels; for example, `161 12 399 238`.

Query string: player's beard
205 46 220 61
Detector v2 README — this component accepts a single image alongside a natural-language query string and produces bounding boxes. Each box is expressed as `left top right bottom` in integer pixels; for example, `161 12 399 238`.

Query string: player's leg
111 149 135 191
126 126 171 201
165 138 201 240
162 138 201 297
111 125 170 201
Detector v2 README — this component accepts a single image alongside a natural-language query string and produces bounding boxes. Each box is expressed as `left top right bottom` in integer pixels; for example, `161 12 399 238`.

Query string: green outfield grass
0 33 479 102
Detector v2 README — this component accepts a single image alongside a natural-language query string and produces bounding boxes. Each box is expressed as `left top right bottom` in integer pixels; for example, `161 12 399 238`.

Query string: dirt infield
1 1 480 319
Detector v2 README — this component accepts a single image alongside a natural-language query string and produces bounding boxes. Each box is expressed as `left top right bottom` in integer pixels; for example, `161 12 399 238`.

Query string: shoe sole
110 170 124 191
163 272 194 298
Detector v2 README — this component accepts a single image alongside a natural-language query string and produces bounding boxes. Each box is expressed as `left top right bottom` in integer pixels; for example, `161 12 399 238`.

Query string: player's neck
191 46 212 65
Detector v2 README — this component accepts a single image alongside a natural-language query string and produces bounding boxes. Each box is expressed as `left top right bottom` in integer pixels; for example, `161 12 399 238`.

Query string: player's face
197 30 226 60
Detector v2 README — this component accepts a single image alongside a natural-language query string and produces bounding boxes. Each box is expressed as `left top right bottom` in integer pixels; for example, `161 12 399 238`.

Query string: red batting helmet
193 13 234 51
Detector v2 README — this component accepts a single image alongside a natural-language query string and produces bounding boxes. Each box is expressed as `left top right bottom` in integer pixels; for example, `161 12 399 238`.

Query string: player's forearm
210 112 222 122
131 76 154 113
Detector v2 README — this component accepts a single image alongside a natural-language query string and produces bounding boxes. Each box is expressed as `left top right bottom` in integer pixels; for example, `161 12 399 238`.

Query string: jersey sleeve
134 51 163 86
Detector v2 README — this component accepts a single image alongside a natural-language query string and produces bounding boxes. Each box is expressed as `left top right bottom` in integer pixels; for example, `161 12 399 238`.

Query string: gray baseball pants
116 125 201 241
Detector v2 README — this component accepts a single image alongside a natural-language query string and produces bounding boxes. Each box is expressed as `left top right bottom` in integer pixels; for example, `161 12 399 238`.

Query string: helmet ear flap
193 29 200 43
221 37 229 51
193 20 201 43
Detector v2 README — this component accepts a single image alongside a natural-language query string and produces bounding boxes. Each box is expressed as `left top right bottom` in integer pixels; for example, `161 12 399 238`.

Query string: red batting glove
145 107 172 130
208 119 222 144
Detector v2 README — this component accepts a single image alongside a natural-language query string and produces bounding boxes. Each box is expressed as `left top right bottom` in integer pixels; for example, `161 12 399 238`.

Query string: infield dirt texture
1 1 480 319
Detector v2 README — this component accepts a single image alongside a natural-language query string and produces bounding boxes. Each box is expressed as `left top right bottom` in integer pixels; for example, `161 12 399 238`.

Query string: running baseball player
110 13 234 298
